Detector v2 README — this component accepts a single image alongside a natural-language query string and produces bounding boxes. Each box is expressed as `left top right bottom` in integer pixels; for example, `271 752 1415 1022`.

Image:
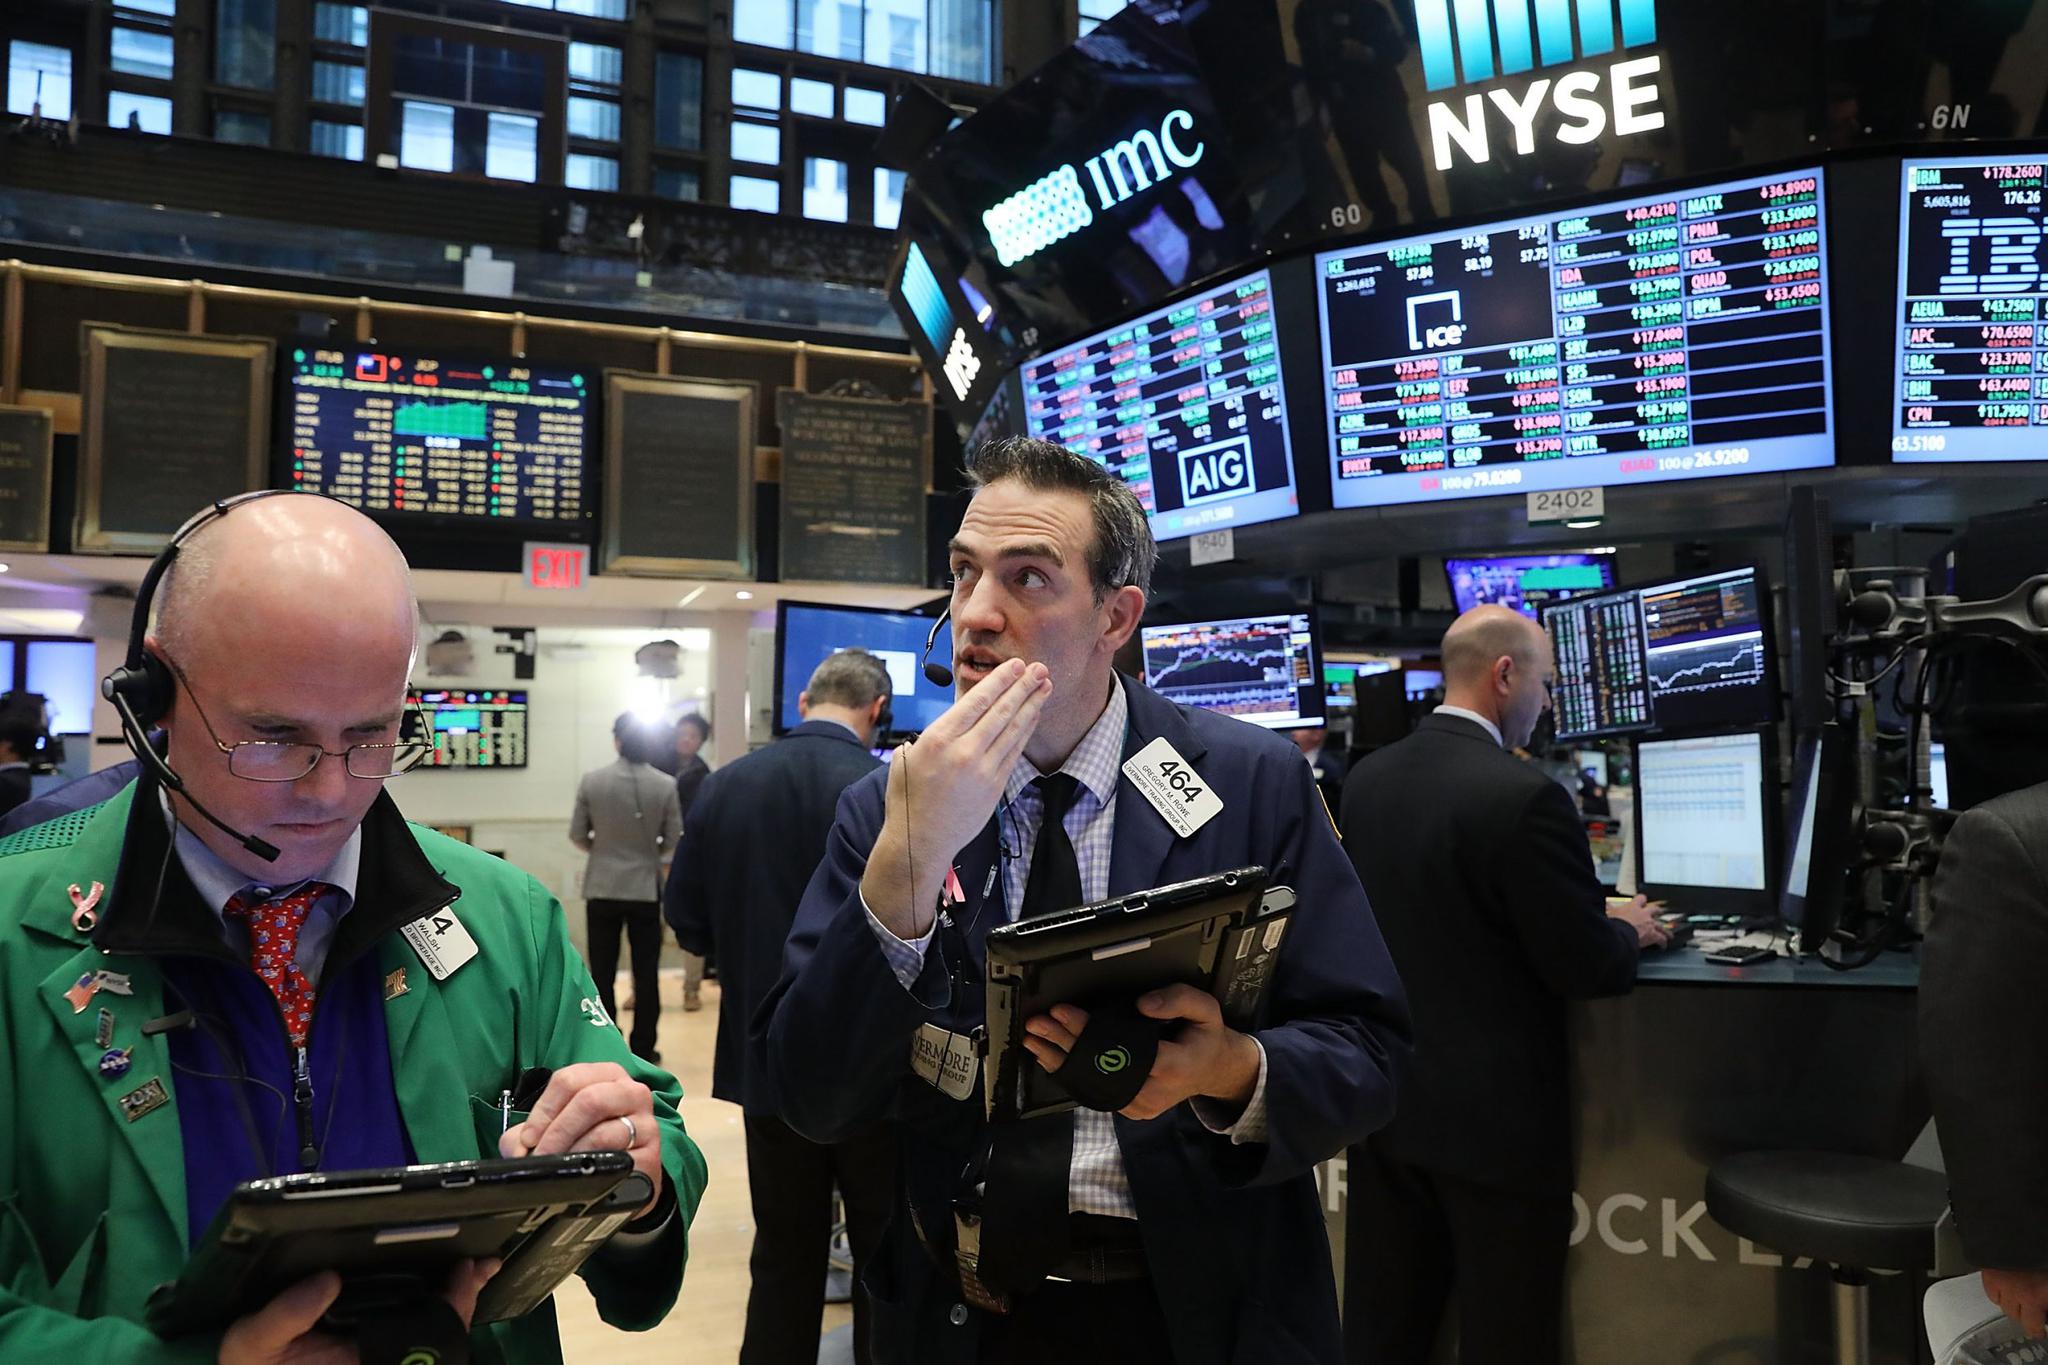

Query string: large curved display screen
1316 167 1835 508
1893 156 2048 463
1022 266 1300 541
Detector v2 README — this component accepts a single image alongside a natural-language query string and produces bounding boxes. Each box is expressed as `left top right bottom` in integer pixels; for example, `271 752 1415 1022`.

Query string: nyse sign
1425 54 1667 171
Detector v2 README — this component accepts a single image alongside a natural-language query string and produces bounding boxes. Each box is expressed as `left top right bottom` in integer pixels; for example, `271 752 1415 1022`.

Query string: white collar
1433 704 1504 748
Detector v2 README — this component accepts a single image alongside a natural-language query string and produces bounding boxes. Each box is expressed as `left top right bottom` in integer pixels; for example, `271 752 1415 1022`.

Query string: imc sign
983 110 1207 267
1415 0 1666 171
1179 437 1257 507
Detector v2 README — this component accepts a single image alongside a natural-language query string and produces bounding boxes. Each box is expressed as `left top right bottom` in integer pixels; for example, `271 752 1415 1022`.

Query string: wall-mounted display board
76 324 272 555
600 373 755 578
0 407 54 552
777 390 930 585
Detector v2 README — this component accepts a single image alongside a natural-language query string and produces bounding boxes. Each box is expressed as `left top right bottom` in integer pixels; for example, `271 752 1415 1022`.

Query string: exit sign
525 542 588 590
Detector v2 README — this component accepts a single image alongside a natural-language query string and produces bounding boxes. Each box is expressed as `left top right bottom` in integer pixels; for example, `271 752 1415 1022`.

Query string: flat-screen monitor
1635 729 1775 917
1928 741 1950 809
1445 553 1616 618
1324 658 1396 712
1022 267 1302 542
773 602 952 740
1893 157 2048 463
1318 167 1834 508
286 347 589 527
1402 669 1443 699
1781 723 1852 948
411 688 528 769
1544 566 1777 741
1140 612 1322 728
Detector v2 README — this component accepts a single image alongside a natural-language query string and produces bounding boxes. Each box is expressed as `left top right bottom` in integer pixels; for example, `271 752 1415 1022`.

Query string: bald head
155 494 418 669
1439 605 1555 749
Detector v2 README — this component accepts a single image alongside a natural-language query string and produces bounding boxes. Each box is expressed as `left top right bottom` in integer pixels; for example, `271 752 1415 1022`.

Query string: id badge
910 1023 979 1101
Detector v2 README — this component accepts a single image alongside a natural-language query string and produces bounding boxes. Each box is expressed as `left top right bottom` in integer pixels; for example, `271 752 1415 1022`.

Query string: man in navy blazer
668 647 899 1365
758 437 1410 1365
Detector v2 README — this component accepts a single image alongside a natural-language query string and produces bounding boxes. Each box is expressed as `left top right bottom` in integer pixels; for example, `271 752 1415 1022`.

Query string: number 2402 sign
1527 487 1604 525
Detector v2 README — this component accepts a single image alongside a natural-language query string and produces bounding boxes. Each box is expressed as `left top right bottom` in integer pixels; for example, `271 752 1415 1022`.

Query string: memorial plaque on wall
0 406 55 552
77 325 273 555
601 373 755 578
777 391 930 585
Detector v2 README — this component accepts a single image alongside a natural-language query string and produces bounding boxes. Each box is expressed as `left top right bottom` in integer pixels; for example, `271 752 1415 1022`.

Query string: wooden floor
553 977 853 1363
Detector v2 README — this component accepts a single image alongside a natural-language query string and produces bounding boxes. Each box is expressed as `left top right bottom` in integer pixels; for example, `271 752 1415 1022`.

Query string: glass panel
789 76 833 117
556 0 628 17
6 42 73 121
653 50 703 150
568 41 622 86
730 119 779 164
864 0 925 73
928 0 991 83
108 90 172 133
312 59 365 105
731 67 780 110
654 167 701 201
471 46 546 111
213 108 270 144
25 641 97 738
313 4 369 46
567 96 619 140
733 0 793 48
111 26 175 81
399 99 454 171
116 0 178 14
873 165 904 229
797 0 863 61
215 0 277 90
802 157 847 222
392 34 468 100
730 174 780 213
485 111 538 181
565 153 619 190
310 118 364 159
842 85 885 126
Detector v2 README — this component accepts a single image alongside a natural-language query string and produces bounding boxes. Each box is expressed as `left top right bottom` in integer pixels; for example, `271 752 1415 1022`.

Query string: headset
922 609 954 688
101 489 318 865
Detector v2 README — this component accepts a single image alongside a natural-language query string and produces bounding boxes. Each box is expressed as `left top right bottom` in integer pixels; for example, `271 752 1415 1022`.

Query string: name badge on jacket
910 1023 979 1101
1122 737 1223 838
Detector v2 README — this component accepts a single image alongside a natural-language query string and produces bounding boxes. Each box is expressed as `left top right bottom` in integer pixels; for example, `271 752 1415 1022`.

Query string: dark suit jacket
758 675 1410 1365
673 754 711 826
1923 780 2048 1268
0 759 142 838
666 721 878 1115
1341 712 1639 1194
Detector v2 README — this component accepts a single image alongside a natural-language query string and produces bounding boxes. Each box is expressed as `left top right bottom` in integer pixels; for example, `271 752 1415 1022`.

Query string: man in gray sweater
572 714 683 1062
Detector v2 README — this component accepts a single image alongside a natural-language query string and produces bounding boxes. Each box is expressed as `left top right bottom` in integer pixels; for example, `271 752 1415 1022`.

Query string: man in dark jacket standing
1341 604 1666 1365
668 649 897 1365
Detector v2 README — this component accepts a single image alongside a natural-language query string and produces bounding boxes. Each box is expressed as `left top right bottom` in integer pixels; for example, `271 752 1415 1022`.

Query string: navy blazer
666 720 879 1115
758 675 1411 1365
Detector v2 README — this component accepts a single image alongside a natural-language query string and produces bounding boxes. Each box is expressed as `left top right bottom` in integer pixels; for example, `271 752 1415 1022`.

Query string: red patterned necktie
223 883 330 1048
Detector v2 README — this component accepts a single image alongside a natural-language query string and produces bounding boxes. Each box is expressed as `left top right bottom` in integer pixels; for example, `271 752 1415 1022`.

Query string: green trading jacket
0 781 708 1363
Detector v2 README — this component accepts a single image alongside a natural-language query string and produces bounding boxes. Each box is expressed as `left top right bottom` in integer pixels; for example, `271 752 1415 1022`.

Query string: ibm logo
983 110 1205 268
1940 217 2043 295
1415 0 1658 92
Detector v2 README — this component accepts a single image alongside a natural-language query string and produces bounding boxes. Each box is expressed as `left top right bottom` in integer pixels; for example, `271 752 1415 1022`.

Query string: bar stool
1706 1151 1950 1365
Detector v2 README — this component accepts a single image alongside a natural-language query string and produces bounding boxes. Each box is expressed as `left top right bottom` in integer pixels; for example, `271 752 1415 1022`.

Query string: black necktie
975 772 1084 1295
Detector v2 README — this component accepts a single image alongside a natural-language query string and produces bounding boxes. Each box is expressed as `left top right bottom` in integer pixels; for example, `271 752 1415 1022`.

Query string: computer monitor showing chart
1635 729 1775 917
1140 612 1323 729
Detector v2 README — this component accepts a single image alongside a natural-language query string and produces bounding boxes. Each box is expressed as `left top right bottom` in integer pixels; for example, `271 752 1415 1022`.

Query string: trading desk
1326 944 1927 1364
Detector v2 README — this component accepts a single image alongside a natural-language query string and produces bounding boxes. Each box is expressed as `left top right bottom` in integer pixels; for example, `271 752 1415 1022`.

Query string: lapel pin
94 971 134 997
64 973 98 1013
383 967 409 1001
94 1007 115 1049
118 1077 168 1122
98 1047 133 1079
68 881 105 934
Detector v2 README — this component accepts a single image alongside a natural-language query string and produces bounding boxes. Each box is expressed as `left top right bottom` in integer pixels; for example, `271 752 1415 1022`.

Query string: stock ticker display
1021 268 1301 542
1544 567 1773 741
1139 613 1321 728
288 349 588 523
1894 158 2048 463
412 689 528 769
1317 169 1835 508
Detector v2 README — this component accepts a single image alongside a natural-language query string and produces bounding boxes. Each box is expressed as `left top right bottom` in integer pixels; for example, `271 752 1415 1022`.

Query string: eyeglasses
164 657 432 782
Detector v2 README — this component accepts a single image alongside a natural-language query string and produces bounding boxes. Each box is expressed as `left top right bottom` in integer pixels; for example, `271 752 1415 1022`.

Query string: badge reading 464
1122 737 1224 839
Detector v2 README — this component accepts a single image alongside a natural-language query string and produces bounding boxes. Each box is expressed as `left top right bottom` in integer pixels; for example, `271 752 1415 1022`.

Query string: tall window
736 0 994 84
653 49 703 149
215 0 277 90
5 41 72 120
310 5 367 160
388 35 549 182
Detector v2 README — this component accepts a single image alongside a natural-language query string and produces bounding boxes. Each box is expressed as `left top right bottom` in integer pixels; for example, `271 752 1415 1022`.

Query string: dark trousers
1344 1142 1570 1365
978 1279 1176 1365
742 1113 896 1365
585 898 662 1057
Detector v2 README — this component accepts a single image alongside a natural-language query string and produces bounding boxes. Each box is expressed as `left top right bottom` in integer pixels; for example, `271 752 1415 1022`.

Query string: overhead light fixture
1563 518 1604 530
735 590 755 601
675 585 706 608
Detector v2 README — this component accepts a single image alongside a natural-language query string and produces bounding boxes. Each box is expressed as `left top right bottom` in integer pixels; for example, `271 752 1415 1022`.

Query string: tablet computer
983 865 1295 1122
147 1151 645 1337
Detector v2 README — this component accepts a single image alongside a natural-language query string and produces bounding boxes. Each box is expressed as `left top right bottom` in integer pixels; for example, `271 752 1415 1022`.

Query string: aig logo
1414 0 1666 171
1180 438 1256 506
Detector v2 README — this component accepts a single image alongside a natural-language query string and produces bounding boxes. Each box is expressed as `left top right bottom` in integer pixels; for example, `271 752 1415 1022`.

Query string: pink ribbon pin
69 881 105 934
942 866 966 907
